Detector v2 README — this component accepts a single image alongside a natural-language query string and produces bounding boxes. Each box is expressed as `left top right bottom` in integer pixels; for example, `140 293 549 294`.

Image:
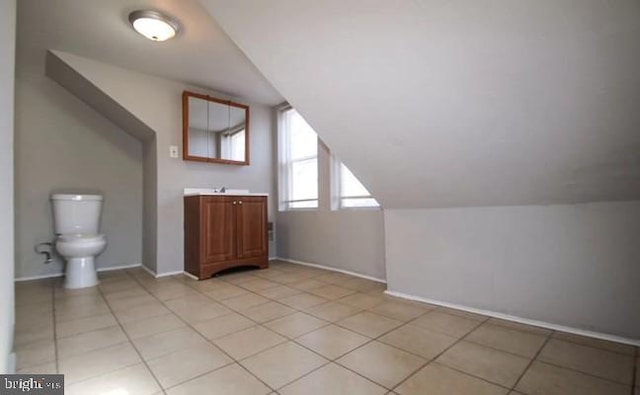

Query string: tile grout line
196 273 344 340
459 328 550 361
94 277 168 394
533 359 635 388
23 267 365 390
388 314 502 393
330 325 431 391
396 316 636 392
237 358 332 393
372 304 638 391
50 279 60 375
519 327 637 389
548 334 638 358
53 285 135 383
509 328 555 392
41 264 637 394
280 315 410 392
186 265 522 393
123 272 243 387
182 268 409 392
330 306 454 389
54 316 126 341
370 310 535 362
493 327 637 388
124 270 278 394
179 271 347 392
218 273 419 354
577 342 635 358
269 300 477 392
163 275 333 393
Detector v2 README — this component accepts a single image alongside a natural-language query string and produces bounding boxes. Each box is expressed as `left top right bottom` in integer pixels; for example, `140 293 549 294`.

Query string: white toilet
51 194 107 289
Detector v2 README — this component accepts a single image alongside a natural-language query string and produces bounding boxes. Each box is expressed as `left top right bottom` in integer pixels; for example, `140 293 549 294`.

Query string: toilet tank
51 194 103 235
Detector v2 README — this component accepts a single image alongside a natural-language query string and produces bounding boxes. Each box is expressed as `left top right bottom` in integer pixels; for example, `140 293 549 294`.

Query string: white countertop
184 192 269 197
184 188 268 197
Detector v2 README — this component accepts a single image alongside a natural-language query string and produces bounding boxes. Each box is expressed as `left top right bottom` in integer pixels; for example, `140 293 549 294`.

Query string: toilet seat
55 233 107 259
58 233 105 243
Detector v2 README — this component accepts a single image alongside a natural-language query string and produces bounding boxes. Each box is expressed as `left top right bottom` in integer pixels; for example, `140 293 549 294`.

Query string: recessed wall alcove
45 50 277 276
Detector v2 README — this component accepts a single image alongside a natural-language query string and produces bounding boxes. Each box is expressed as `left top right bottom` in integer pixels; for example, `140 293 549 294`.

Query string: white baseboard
15 263 142 282
385 289 640 347
273 257 386 284
155 270 186 278
182 271 199 280
14 263 195 282
140 264 157 278
141 264 197 280
14 272 64 282
97 263 141 272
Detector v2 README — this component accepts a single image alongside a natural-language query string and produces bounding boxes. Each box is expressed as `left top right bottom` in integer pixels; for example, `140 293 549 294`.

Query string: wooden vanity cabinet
184 195 268 279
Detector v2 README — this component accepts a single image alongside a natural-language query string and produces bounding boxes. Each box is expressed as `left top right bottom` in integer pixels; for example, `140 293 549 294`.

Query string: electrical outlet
169 145 179 158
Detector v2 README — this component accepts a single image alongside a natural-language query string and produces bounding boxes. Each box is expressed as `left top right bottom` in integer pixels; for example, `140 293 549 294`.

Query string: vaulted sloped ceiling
18 0 282 105
200 0 640 209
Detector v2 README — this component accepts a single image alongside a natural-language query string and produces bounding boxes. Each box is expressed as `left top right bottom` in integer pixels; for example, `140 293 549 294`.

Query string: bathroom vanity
184 191 268 279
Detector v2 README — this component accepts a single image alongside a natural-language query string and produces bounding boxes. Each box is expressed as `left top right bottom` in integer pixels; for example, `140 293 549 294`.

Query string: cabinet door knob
239 201 243 205
233 201 237 205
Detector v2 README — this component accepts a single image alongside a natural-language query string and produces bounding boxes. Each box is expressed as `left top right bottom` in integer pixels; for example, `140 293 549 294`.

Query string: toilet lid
58 233 105 243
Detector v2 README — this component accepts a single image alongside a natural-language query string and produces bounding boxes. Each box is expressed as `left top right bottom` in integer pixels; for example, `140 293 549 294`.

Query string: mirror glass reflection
183 91 249 164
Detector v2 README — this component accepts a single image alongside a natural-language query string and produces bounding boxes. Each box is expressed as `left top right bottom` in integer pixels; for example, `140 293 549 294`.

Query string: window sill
333 206 382 212
278 208 319 213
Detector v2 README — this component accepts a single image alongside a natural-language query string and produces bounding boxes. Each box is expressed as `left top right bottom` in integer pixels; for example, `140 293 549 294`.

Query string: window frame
331 156 380 210
278 105 319 211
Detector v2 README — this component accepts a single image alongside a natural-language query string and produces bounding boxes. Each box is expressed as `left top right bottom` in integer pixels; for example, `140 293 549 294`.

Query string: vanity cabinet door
201 196 236 264
184 195 268 280
236 197 268 259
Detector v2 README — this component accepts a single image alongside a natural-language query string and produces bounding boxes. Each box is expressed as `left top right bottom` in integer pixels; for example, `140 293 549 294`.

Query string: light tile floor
14 260 639 395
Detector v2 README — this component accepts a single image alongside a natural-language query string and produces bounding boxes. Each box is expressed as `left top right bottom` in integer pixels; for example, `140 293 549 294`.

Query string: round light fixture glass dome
129 10 180 42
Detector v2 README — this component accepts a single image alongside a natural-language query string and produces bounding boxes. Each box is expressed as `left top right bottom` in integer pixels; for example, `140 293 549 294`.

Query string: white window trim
278 105 319 211
331 155 380 211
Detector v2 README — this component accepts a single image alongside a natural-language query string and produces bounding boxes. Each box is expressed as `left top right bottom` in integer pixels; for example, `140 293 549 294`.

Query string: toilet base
65 257 99 289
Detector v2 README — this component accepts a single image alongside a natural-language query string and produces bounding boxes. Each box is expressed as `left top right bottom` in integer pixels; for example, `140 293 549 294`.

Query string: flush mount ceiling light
128 10 181 42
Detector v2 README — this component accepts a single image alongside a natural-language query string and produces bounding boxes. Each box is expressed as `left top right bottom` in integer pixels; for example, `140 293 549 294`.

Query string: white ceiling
16 0 283 105
201 0 640 208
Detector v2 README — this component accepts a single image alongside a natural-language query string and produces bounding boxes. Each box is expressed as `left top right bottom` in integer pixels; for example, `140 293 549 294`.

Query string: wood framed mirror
182 90 250 165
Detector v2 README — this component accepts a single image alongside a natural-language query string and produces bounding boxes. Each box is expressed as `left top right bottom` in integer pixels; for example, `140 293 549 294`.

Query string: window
278 105 380 210
278 107 318 209
333 159 380 209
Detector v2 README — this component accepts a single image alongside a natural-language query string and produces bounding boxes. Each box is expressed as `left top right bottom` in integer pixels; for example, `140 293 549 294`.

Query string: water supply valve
35 242 53 264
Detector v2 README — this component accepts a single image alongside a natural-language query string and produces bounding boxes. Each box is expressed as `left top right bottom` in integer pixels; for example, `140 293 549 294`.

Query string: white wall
14 49 143 279
277 210 385 280
50 51 277 275
385 202 640 339
1 0 16 373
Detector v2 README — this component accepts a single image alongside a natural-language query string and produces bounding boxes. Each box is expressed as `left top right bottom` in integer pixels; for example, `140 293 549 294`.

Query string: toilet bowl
51 194 107 289
55 234 106 289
